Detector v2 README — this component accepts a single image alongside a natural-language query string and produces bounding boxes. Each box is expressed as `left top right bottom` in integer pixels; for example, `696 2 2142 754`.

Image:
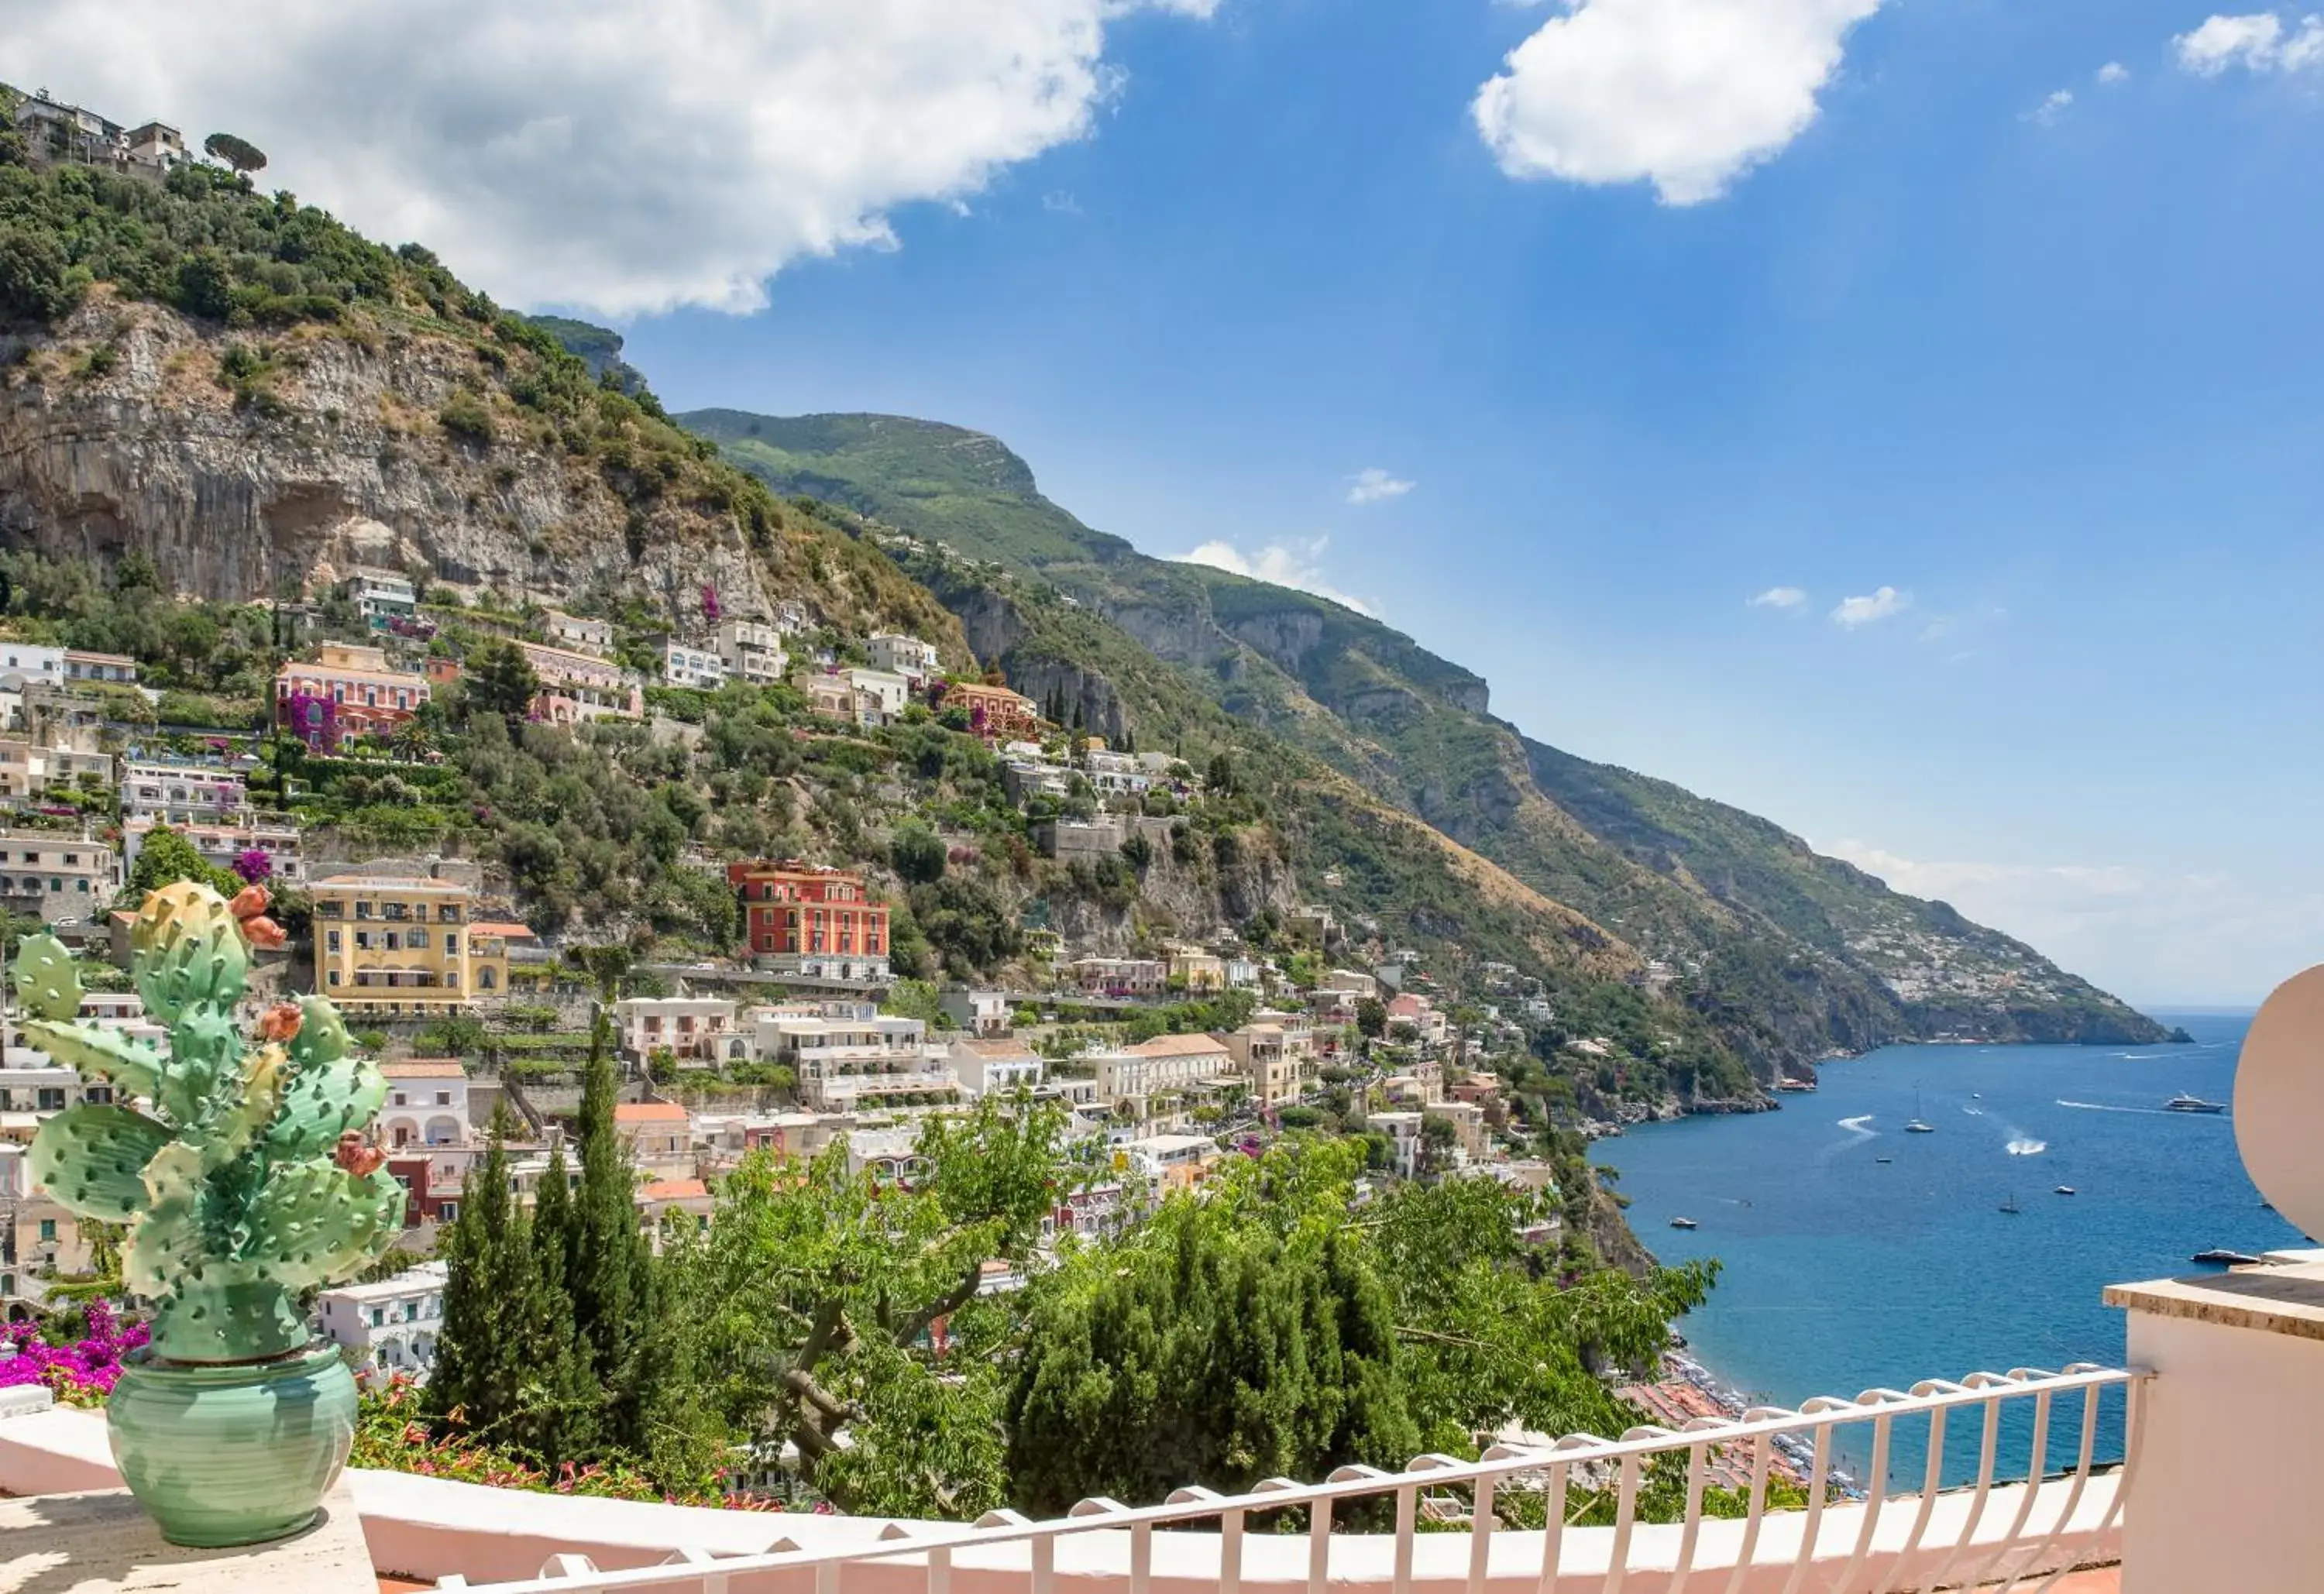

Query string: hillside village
0 550 1607 1372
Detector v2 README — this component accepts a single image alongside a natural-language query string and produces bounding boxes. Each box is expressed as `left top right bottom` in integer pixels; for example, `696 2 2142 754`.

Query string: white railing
440 1364 2143 1594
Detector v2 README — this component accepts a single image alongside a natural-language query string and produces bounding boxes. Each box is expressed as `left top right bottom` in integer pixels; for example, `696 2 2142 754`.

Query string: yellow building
310 874 504 1015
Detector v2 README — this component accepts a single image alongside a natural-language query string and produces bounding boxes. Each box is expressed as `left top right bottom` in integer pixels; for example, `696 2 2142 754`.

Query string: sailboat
1905 1087 1936 1134
1999 1192 2022 1214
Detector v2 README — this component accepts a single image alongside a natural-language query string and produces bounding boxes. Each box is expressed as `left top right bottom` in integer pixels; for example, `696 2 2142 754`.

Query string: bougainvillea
232 848 275 885
352 1374 804 1510
0 1299 150 1405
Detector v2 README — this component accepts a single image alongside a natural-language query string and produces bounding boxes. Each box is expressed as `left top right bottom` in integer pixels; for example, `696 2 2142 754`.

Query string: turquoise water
1590 1014 2301 1482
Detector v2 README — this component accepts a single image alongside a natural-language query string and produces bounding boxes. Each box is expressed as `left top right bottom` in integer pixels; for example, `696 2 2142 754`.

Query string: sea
1588 1013 2302 1485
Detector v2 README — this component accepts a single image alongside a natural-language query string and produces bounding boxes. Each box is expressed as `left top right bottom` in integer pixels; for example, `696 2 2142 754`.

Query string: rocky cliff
0 293 959 654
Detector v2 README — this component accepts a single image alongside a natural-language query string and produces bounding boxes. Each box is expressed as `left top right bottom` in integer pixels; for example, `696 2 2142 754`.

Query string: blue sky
29 1 2324 1003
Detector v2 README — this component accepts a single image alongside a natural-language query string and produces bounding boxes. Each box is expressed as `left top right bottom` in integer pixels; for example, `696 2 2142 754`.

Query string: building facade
309 874 507 1015
0 831 116 923
941 681 1043 740
119 761 249 826
716 620 786 686
728 861 891 980
275 644 431 750
614 997 747 1066
517 641 644 723
378 1060 472 1149
661 642 727 690
866 633 940 682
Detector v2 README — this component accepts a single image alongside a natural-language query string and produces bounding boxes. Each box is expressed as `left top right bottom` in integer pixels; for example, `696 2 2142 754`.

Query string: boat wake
1838 1115 1876 1138
2006 1138 2047 1156
2058 1099 2177 1117
1961 1105 1985 1117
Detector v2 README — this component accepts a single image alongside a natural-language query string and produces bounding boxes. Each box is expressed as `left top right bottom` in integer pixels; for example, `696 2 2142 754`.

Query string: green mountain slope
681 408 2179 1064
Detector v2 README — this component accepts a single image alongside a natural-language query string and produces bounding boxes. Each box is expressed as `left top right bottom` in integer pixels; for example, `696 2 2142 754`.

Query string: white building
318 1261 449 1379
843 667 912 725
661 641 727 690
947 1037 1045 1098
716 620 787 687
614 996 748 1067
542 611 614 655
377 1060 470 1149
1372 1111 1425 1179
1094 1033 1233 1100
119 761 249 826
937 988 1012 1036
62 651 137 685
755 1011 957 1111
0 645 65 692
1084 749 1153 798
351 571 419 630
866 633 940 682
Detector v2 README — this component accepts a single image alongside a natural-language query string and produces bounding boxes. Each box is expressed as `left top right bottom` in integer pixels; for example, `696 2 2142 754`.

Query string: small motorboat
1904 1119 1936 1134
2165 1093 2227 1115
2192 1249 2261 1266
2054 1185 2078 1196
1875 1156 1893 1164
1669 1216 1699 1230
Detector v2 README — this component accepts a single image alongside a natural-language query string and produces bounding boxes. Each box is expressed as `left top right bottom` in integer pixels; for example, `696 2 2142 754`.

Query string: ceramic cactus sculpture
24 881 405 1362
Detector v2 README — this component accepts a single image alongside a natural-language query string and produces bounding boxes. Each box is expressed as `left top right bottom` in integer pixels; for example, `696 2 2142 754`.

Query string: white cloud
1043 191 1085 216
10 0 1216 316
1748 586 1808 610
2175 12 2324 75
1831 586 1910 627
2097 60 2132 84
1177 537 1378 616
1472 0 1886 204
1346 468 1416 505
2027 88 2075 126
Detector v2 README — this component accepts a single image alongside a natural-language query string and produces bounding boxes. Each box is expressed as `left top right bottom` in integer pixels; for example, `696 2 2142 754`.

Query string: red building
727 860 890 967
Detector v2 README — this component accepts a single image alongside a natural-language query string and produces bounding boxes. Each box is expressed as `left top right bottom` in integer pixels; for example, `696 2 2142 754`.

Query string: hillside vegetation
682 409 2178 1066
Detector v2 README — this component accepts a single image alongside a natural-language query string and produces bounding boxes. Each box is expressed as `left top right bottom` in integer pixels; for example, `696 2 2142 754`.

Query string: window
327 929 341 953
37 1087 65 1111
435 1091 452 1106
383 932 400 951
327 970 341 986
39 1219 57 1242
439 904 462 922
355 931 372 950
370 1307 384 1328
392 1092 407 1108
356 899 374 919
408 928 428 949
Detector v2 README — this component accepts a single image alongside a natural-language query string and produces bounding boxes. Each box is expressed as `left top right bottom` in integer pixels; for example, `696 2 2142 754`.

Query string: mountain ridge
679 407 2180 1064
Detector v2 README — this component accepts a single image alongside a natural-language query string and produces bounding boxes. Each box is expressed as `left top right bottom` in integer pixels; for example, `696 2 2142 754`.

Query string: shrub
439 393 496 446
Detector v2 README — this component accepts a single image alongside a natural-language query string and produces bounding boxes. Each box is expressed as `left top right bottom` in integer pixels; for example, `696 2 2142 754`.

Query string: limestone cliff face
0 294 768 618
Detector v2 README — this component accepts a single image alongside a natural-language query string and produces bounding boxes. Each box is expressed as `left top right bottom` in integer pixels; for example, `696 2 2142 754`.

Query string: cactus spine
24 881 405 1362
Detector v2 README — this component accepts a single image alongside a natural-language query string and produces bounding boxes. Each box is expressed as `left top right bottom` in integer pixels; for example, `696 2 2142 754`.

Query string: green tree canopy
201 131 268 177
464 639 541 720
122 824 239 904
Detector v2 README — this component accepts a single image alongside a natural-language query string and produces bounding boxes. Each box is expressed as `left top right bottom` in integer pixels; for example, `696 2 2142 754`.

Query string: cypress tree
430 1105 531 1437
523 1139 598 1459
569 1009 649 1448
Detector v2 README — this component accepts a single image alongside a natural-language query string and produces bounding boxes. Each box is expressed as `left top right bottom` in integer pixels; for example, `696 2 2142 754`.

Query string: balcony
1 1360 2144 1590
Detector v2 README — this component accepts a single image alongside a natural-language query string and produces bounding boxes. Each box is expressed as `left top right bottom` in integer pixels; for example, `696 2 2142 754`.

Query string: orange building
727 861 892 981
940 680 1043 741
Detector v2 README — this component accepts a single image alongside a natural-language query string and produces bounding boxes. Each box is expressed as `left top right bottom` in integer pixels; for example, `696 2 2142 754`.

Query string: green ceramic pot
106 1339 357 1548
